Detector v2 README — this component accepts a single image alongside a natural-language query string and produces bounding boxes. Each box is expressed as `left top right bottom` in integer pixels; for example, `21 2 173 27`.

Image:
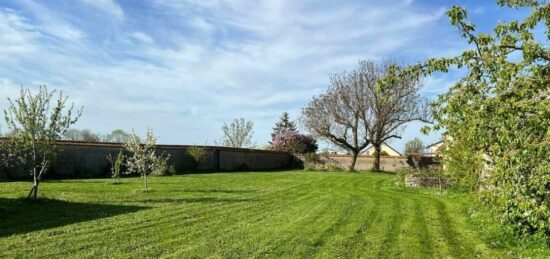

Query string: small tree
124 129 158 191
107 150 124 183
220 118 255 148
270 112 297 142
404 138 424 155
4 86 81 199
187 146 207 170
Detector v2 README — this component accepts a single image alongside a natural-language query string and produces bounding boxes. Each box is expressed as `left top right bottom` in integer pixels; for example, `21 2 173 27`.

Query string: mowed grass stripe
0 171 520 258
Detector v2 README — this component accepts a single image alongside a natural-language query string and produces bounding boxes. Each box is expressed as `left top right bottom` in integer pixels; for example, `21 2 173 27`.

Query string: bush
187 146 207 170
152 154 175 176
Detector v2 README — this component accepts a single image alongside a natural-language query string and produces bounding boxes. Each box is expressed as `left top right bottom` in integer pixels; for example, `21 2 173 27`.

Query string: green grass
0 171 547 258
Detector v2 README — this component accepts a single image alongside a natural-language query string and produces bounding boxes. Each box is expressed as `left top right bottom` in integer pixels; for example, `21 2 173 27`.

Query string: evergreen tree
271 112 297 142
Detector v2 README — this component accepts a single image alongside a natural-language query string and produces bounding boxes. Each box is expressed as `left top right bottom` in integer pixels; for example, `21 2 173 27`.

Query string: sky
0 0 533 152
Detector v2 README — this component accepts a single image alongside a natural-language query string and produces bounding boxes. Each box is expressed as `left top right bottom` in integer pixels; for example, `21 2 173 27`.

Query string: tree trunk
372 144 381 172
27 168 39 199
349 151 359 171
144 174 148 191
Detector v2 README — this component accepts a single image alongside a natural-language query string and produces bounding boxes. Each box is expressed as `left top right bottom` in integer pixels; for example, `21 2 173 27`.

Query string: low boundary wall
326 155 408 172
1 140 293 179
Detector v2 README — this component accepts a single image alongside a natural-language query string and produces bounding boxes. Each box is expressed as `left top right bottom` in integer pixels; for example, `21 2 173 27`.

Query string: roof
362 143 402 156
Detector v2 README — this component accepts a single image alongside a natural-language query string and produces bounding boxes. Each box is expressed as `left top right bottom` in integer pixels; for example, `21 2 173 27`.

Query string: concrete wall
1 140 293 179
327 155 408 172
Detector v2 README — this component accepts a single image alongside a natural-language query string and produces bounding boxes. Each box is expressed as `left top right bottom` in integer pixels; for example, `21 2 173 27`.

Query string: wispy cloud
0 0 525 150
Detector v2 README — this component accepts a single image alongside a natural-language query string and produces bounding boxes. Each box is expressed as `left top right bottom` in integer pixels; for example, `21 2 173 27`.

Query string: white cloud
0 0 460 147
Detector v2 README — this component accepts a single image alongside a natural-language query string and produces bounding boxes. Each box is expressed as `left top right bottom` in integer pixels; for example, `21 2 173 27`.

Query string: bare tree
301 62 377 171
367 61 431 171
4 86 81 199
220 118 255 148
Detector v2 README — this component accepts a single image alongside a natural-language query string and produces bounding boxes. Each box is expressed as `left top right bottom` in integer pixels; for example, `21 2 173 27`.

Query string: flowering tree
124 129 158 191
271 131 318 154
4 86 81 199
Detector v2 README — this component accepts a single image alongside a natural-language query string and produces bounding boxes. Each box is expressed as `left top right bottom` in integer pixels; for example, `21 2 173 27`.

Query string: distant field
0 171 545 258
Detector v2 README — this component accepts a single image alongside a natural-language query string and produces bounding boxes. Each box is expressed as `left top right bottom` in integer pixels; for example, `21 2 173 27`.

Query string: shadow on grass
138 197 260 204
0 198 146 237
182 189 257 194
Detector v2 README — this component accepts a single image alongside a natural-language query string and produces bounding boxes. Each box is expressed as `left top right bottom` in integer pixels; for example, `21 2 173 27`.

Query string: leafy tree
271 131 318 154
270 112 297 142
104 129 132 143
220 118 255 148
387 0 549 237
404 138 424 155
301 61 374 171
124 129 160 191
63 128 101 142
3 86 81 199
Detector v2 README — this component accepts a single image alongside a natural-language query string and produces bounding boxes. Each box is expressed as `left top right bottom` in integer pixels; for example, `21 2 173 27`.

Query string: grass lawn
0 171 547 258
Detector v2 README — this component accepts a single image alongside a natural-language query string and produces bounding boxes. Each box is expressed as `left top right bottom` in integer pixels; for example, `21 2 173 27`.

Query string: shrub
152 153 174 176
107 150 124 183
187 146 207 170
404 138 424 155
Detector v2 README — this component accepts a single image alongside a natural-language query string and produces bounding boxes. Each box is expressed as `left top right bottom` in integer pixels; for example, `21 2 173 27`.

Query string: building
362 143 402 157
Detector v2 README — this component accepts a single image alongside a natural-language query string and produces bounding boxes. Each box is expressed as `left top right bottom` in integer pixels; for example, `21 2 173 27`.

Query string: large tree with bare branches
301 61 377 171
367 62 431 171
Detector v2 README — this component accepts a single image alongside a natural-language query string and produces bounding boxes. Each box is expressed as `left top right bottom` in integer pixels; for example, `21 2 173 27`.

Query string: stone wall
0 140 293 179
327 155 408 172
404 175 446 188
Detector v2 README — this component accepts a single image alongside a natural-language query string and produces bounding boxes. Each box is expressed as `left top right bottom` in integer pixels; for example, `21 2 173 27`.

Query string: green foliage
187 146 207 170
3 86 81 198
404 138 424 155
397 1 550 238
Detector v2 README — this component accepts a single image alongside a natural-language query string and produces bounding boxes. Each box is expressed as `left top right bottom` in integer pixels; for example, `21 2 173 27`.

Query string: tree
404 138 424 155
104 129 132 143
271 131 318 154
390 0 549 237
270 112 297 142
366 61 431 171
4 86 81 199
220 118 255 148
124 129 159 191
63 128 101 142
107 150 124 183
301 63 373 171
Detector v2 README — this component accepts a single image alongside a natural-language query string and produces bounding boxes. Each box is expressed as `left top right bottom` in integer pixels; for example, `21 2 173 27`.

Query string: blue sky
0 0 532 152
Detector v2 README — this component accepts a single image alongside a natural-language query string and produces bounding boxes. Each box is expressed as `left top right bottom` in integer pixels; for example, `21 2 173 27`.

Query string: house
362 143 402 157
425 141 445 155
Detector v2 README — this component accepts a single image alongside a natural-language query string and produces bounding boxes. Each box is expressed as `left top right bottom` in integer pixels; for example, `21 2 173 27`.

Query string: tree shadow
0 198 146 237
